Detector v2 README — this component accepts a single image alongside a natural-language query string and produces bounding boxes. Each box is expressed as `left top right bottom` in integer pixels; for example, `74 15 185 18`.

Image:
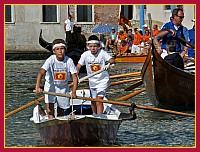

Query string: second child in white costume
76 35 114 114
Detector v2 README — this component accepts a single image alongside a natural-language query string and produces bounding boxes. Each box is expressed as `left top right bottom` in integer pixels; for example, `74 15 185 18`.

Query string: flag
118 12 132 27
118 12 132 32
54 72 66 80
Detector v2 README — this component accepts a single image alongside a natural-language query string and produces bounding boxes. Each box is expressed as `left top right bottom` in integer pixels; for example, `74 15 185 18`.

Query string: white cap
142 24 148 28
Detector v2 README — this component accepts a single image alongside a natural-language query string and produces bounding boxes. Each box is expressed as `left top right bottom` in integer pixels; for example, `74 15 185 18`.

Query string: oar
117 88 146 101
68 64 109 87
5 96 45 118
110 78 141 86
124 80 143 91
184 56 195 62
164 28 195 49
110 71 141 79
41 91 195 117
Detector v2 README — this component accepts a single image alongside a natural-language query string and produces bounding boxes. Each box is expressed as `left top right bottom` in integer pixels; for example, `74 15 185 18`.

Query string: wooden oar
124 80 143 91
110 78 141 86
117 88 146 101
184 56 195 62
164 28 195 49
68 65 109 87
5 96 45 118
110 71 141 79
41 91 195 117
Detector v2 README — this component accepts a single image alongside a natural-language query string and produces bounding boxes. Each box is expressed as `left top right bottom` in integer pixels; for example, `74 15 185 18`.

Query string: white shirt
78 49 112 89
42 55 77 109
64 19 74 32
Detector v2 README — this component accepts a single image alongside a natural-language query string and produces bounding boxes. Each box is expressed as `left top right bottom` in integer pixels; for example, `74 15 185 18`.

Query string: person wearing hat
110 27 117 45
142 24 149 33
35 39 78 119
76 35 115 115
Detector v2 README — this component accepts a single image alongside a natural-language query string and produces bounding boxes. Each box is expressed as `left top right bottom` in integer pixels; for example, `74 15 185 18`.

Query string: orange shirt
118 33 127 41
143 34 151 43
120 44 128 53
153 29 159 37
133 33 143 45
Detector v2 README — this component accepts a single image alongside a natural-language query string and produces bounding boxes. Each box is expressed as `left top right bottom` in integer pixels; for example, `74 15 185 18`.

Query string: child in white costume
76 35 115 114
35 39 78 119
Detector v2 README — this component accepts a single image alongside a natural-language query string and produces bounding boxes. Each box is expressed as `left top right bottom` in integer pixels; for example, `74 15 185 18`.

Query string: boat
114 55 147 63
141 44 195 111
30 89 135 146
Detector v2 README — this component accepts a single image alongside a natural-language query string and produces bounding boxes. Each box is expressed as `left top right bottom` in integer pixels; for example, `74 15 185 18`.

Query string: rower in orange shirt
152 24 159 37
131 28 143 54
143 30 151 46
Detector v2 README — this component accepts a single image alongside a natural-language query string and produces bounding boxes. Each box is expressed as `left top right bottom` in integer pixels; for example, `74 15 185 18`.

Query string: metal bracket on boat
70 110 76 120
129 103 137 120
119 103 137 120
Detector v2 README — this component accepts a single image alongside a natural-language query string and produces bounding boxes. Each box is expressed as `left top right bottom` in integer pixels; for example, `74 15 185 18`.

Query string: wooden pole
124 80 143 91
109 72 141 79
41 91 195 117
5 96 45 118
117 88 145 101
110 78 141 86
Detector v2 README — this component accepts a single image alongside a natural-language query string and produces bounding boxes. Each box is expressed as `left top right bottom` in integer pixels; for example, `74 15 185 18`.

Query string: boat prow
141 44 195 111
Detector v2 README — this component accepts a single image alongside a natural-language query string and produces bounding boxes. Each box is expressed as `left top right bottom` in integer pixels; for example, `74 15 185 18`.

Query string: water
5 60 195 147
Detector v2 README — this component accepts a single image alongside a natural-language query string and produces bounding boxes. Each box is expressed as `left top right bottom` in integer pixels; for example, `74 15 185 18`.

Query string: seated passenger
164 40 184 69
119 40 128 56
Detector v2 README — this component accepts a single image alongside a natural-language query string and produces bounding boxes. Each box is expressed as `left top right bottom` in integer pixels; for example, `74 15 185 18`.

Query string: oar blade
124 80 143 91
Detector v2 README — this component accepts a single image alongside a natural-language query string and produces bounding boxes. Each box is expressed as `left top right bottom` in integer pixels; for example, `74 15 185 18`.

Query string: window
42 5 57 22
121 5 133 20
5 5 12 22
177 5 183 9
76 5 93 23
164 5 171 10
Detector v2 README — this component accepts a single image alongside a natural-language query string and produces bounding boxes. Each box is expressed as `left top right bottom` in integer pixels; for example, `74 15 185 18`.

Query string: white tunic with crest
41 55 77 109
78 49 112 89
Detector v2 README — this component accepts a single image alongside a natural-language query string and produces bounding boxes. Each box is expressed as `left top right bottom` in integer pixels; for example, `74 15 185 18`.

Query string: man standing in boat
155 7 190 58
76 35 114 115
35 39 78 119
64 15 74 44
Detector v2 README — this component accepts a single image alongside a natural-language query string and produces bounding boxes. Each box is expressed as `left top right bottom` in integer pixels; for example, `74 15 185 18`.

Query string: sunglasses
176 15 184 19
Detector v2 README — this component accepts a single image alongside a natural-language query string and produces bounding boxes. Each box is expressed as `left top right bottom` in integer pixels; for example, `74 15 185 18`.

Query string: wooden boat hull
34 116 121 146
141 46 195 110
30 89 126 146
115 55 147 63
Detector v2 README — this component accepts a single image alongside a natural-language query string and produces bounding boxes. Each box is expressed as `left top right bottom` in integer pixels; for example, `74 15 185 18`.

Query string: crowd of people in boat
99 24 159 56
99 7 195 71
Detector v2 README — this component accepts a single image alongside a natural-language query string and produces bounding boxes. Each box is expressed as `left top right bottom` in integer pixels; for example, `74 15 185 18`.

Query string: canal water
5 60 195 147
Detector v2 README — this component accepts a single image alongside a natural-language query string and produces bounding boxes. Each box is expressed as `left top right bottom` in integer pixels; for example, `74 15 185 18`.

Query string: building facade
5 4 195 53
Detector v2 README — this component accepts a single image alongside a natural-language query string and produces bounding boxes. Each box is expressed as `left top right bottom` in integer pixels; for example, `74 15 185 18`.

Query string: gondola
39 28 87 73
141 44 195 111
30 89 136 146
